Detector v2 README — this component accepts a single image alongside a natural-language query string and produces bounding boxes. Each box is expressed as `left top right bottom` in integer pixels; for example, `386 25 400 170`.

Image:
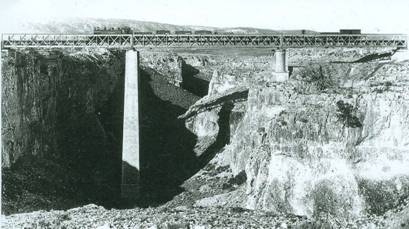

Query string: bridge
3 33 406 81
1 33 407 49
1 32 407 199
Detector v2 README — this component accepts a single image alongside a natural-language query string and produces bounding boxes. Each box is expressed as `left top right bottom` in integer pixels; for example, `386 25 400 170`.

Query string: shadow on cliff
2 51 126 215
135 68 203 206
180 62 209 97
119 66 234 208
54 61 125 209
330 50 396 63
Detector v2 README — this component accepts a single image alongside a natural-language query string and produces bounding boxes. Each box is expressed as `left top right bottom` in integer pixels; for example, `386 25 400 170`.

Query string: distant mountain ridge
16 18 317 34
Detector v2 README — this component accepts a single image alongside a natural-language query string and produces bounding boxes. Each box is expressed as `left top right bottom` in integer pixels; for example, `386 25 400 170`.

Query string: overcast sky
1 0 408 33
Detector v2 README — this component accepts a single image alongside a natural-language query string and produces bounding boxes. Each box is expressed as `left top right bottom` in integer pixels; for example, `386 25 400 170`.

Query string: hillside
7 18 317 34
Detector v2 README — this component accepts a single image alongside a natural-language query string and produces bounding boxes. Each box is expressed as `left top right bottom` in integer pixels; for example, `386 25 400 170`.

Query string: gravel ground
3 200 409 229
2 204 310 228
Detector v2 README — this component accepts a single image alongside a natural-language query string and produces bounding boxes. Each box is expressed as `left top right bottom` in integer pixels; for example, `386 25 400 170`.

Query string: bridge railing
1 33 407 49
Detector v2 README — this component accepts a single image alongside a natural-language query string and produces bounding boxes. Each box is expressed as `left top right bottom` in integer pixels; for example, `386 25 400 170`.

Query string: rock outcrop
181 57 269 157
186 52 409 221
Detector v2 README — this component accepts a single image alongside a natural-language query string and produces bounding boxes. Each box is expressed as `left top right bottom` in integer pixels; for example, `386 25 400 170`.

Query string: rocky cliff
184 50 409 224
0 48 205 214
1 48 129 213
1 49 126 166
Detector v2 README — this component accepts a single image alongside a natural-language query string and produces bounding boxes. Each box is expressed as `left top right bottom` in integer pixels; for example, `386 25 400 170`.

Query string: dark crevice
136 68 202 207
180 59 209 97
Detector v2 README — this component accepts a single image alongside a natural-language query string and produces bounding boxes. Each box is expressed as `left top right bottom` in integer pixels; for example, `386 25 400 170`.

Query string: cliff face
181 48 397 156
1 48 128 213
1 49 124 168
0 48 205 214
186 52 409 220
183 55 271 156
1 50 201 169
231 84 409 218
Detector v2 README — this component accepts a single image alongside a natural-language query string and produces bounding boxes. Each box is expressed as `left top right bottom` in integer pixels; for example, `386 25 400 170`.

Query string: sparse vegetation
299 65 335 91
336 100 362 128
222 170 247 190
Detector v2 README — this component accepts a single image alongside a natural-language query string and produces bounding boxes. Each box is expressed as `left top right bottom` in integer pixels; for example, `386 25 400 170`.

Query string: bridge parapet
1 33 407 49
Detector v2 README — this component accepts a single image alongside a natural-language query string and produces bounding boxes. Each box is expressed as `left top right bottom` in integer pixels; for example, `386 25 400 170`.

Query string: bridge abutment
121 49 140 199
273 49 289 82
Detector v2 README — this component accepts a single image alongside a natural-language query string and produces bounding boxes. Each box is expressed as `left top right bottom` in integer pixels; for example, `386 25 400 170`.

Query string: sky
0 0 409 33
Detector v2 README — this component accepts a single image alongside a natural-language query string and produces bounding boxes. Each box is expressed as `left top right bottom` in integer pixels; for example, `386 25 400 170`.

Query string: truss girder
1 34 407 49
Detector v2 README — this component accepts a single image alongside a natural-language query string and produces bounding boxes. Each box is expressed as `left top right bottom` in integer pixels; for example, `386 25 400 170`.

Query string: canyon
2 45 409 228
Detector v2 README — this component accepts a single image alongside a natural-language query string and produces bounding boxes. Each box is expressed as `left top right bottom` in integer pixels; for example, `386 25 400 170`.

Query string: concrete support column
271 52 276 71
0 46 2 171
275 49 287 73
121 49 140 199
273 49 289 82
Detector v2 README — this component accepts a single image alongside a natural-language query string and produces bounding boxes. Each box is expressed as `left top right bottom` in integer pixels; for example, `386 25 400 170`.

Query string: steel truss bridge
1 33 407 49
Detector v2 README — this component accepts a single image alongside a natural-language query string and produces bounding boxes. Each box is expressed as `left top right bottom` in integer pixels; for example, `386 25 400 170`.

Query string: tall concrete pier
121 49 140 199
273 49 289 82
275 49 286 73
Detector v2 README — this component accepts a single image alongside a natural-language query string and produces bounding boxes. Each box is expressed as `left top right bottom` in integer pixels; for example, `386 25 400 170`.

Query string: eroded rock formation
186 52 409 221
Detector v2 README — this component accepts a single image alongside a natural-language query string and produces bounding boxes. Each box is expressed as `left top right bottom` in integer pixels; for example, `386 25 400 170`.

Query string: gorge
2 38 409 227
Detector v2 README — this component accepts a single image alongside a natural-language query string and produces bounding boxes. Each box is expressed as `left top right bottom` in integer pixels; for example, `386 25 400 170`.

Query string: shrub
336 100 362 128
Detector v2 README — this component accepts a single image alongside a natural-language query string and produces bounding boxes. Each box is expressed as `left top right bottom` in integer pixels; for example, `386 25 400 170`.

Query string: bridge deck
1 33 407 49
